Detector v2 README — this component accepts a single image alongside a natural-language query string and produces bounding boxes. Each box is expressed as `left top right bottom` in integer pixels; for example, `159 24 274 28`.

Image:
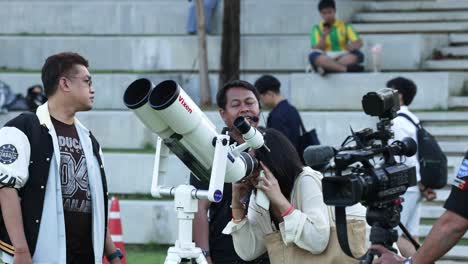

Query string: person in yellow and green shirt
308 0 364 75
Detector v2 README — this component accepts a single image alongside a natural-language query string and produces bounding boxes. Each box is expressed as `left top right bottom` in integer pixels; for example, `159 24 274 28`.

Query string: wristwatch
403 257 412 264
107 248 124 262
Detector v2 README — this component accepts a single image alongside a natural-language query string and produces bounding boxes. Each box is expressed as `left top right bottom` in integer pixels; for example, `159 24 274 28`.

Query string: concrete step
2 71 465 111
2 110 467 158
354 22 468 34
440 141 468 155
441 46 468 57
0 72 293 110
432 188 451 203
449 96 468 109
354 11 468 23
443 246 468 261
418 112 468 123
421 203 446 219
290 72 466 111
0 110 229 150
118 200 177 244
420 225 468 240
365 1 468 12
451 34 468 44
0 1 361 35
0 1 222 35
424 60 468 70
104 153 462 195
104 153 191 194
0 34 447 71
427 125 468 137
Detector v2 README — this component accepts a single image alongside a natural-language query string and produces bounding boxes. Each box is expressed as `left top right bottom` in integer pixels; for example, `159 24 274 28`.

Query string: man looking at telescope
191 80 269 263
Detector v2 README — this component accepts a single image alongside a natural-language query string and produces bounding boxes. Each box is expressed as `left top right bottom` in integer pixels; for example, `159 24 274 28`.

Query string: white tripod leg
194 255 208 264
164 247 182 264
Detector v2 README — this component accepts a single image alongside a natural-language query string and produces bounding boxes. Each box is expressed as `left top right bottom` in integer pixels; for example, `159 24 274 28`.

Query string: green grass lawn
126 244 169 264
0 245 169 264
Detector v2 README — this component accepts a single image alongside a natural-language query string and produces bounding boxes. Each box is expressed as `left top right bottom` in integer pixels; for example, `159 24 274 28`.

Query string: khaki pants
264 219 366 264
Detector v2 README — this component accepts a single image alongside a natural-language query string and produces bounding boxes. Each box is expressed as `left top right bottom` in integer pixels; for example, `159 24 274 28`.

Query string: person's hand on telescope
257 162 289 208
370 245 405 264
232 178 254 206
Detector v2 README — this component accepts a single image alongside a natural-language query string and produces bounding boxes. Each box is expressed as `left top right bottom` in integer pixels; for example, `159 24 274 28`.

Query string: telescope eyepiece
234 116 251 135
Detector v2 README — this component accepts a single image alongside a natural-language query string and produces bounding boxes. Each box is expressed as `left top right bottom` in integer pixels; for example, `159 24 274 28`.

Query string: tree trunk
195 0 211 107
219 0 240 90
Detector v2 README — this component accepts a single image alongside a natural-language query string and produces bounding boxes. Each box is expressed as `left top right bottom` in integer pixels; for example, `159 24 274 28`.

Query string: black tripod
360 204 401 264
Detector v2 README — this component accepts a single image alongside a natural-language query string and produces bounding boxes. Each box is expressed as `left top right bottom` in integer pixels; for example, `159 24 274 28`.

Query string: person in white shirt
387 77 436 257
223 128 367 263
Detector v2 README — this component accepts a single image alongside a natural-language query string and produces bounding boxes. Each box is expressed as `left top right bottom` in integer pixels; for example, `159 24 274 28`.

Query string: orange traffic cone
103 196 127 264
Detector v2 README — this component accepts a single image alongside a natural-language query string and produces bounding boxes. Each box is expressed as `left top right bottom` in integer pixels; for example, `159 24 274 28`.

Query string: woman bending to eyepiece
223 128 367 264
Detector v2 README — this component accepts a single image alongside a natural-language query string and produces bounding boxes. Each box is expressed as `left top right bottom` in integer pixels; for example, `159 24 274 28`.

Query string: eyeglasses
65 76 93 88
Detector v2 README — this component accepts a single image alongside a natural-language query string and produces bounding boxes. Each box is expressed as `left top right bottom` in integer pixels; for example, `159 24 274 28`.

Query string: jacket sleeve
279 172 330 254
0 126 31 189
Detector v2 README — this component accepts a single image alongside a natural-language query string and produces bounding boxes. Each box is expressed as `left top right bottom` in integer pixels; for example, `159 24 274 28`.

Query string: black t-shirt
52 117 93 256
190 175 240 263
444 152 468 219
190 144 269 264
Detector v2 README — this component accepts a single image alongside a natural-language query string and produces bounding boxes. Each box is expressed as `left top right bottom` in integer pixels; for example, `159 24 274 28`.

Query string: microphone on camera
303 145 336 172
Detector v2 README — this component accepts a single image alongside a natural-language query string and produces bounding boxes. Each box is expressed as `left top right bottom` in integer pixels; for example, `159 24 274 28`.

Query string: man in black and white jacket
0 52 122 264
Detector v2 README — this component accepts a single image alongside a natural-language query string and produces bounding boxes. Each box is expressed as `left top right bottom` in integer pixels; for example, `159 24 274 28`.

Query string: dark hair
386 77 417 106
318 0 336 11
41 52 89 97
255 128 304 200
216 80 260 109
254 75 281 95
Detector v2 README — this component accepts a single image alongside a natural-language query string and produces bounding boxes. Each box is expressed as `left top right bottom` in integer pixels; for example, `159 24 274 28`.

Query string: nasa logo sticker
0 144 18 164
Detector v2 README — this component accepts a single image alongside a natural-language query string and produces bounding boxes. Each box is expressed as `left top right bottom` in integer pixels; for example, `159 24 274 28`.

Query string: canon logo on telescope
178 95 193 114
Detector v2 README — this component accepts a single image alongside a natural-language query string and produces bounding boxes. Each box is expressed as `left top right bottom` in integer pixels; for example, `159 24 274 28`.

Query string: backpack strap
299 116 307 135
397 113 421 129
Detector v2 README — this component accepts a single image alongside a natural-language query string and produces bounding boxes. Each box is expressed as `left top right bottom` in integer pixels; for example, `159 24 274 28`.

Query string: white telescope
123 79 268 264
123 79 261 196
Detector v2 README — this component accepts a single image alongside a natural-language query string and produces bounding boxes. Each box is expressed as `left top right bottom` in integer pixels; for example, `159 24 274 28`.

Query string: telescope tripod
164 185 207 264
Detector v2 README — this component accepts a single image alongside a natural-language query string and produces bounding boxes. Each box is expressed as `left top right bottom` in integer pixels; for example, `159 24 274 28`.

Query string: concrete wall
0 0 364 35
291 72 467 111
104 153 191 194
0 73 292 109
1 105 466 151
119 200 177 244
0 34 447 71
2 71 466 112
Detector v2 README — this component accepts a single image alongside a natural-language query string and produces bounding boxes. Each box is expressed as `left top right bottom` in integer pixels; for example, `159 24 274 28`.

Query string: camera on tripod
309 88 419 262
322 88 417 208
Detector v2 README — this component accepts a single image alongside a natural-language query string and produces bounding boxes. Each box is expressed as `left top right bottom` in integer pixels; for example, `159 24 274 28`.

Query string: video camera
321 88 417 208
305 88 417 263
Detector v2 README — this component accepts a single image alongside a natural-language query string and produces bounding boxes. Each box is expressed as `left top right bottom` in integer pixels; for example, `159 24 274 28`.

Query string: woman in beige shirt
223 128 366 263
